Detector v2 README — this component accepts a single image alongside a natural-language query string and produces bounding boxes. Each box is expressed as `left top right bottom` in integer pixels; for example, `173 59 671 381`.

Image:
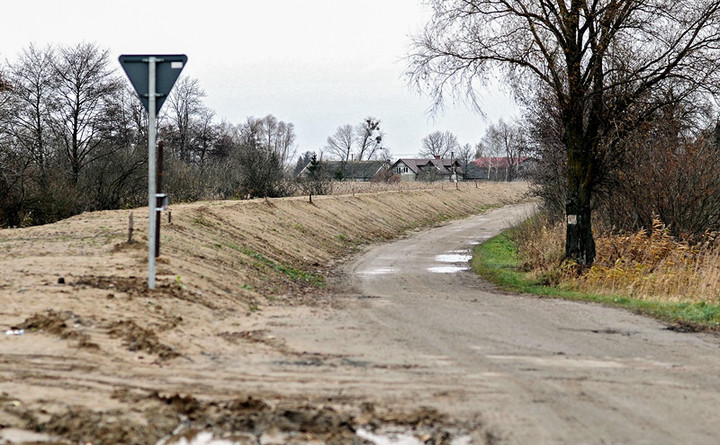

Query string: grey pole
119 53 186 289
148 57 157 289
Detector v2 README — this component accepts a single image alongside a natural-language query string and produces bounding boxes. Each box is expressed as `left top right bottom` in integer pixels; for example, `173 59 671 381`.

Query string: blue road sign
119 54 187 115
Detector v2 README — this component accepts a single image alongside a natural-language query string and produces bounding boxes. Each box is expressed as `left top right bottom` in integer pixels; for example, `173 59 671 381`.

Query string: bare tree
193 107 217 167
356 117 384 161
5 44 56 174
50 42 122 184
480 119 528 181
325 124 354 161
473 142 485 160
165 76 206 163
409 0 720 265
419 130 459 158
83 84 148 210
456 142 474 177
254 114 296 165
326 118 385 161
232 117 289 198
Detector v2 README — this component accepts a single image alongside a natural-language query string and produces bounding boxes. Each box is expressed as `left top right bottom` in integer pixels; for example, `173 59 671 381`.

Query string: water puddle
427 265 470 274
486 354 626 369
358 267 397 275
357 428 472 445
158 429 473 445
0 428 62 443
159 431 235 444
435 253 472 263
428 250 472 273
356 428 424 445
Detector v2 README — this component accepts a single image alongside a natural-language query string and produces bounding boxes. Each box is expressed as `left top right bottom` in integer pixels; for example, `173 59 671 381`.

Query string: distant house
300 160 390 182
471 157 537 181
390 157 463 182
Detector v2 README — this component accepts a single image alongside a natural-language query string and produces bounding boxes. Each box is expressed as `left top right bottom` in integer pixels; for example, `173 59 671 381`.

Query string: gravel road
275 203 720 444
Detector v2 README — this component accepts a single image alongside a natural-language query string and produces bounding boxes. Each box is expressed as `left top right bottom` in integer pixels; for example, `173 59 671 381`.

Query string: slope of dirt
0 182 528 444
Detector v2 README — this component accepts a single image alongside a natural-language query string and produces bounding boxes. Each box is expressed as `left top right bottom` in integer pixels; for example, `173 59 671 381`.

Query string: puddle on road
435 253 473 263
358 267 397 275
486 354 626 369
159 431 234 445
159 429 473 445
357 428 472 445
428 250 472 274
466 232 495 245
427 265 470 274
0 428 62 444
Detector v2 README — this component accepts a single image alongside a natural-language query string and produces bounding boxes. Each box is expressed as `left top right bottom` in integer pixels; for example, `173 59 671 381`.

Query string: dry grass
323 180 481 196
514 214 567 285
516 216 720 304
581 220 720 303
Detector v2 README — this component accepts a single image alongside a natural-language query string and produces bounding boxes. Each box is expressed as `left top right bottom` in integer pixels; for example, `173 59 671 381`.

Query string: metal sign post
119 54 187 289
147 57 157 289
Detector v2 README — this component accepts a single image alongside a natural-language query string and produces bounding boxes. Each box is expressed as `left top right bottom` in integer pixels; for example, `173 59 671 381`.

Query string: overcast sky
2 0 518 159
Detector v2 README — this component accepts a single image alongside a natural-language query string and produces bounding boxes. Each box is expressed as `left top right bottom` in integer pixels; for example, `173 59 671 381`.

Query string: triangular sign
119 54 187 116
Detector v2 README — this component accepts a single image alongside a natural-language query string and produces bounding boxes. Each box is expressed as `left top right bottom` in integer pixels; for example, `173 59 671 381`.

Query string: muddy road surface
2 201 720 444
272 203 720 444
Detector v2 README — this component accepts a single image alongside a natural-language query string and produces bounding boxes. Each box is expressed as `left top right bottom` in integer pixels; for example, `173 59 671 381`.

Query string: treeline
0 43 298 228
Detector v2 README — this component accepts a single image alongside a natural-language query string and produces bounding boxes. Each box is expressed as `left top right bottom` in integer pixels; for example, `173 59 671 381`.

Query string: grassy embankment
473 216 720 331
164 183 529 295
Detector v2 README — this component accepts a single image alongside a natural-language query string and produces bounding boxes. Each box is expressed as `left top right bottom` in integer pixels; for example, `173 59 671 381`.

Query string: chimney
434 155 441 159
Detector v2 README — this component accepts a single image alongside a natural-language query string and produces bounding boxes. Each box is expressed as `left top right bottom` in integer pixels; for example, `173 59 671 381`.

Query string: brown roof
392 158 462 175
311 160 389 180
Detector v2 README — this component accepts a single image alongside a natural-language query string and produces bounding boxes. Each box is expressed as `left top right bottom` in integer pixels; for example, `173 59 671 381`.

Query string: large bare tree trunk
564 115 596 266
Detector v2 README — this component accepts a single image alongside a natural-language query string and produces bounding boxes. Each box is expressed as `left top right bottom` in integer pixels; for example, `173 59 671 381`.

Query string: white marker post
147 57 157 289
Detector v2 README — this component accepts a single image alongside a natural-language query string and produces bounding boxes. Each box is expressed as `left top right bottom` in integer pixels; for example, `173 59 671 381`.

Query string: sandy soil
0 182 528 445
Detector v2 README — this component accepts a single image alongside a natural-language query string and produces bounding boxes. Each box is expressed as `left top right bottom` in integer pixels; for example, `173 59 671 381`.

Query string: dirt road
2 196 719 444
269 203 720 444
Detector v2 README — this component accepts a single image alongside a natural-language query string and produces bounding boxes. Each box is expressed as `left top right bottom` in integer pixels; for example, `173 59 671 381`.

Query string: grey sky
2 0 517 159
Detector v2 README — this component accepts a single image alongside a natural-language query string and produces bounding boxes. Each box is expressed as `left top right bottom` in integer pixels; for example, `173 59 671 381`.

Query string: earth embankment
0 182 528 444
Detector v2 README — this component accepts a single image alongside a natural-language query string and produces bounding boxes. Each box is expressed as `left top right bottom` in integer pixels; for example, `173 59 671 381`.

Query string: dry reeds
580 220 720 303
517 215 720 303
514 214 567 284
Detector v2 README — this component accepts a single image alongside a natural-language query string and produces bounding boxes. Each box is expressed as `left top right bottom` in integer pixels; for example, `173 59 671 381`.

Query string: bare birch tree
480 119 528 181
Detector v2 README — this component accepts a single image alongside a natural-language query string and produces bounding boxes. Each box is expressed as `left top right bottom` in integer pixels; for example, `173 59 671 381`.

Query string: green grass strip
228 244 325 286
472 230 720 332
